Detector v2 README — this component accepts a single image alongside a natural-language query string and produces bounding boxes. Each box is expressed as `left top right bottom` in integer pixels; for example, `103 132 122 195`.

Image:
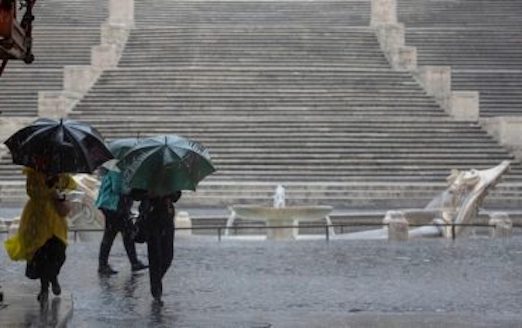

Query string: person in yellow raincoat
4 167 76 302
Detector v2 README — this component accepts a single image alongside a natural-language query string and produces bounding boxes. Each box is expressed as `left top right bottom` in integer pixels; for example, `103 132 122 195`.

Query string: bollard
0 219 7 242
325 224 330 242
489 212 513 239
383 210 409 241
7 217 20 237
175 211 192 236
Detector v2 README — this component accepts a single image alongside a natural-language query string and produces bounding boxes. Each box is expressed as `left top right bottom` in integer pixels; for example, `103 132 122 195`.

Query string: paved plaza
2 234 522 327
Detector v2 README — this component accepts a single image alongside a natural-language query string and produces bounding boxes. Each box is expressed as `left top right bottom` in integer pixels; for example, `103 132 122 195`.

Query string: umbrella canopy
4 118 113 174
99 138 141 173
108 137 140 160
118 135 216 195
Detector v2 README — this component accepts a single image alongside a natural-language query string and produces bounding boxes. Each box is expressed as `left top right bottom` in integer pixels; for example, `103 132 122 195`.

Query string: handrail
1 222 517 242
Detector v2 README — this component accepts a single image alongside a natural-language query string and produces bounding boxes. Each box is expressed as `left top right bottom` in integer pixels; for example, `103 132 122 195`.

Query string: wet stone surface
1 235 522 327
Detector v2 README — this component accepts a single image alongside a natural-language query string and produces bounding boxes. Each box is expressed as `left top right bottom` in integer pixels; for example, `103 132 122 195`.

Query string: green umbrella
99 138 141 173
108 137 140 160
118 135 216 195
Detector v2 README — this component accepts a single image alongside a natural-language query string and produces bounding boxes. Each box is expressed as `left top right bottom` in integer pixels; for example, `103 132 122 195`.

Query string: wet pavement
1 235 522 327
0 289 72 328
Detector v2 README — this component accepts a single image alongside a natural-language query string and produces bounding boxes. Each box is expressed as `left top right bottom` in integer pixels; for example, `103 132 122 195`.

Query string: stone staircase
398 0 522 117
2 0 522 211
67 0 522 209
0 0 107 117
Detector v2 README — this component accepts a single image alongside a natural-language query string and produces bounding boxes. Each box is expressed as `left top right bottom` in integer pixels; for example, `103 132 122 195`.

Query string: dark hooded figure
138 191 182 305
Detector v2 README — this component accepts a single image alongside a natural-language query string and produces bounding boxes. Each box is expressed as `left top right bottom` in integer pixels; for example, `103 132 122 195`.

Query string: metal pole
218 227 222 242
451 223 456 241
325 224 330 242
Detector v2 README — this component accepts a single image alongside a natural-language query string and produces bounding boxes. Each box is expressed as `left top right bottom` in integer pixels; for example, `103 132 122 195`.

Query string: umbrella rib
65 128 92 172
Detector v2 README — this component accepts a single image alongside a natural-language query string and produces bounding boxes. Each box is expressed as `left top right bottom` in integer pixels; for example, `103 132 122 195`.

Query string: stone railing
371 0 522 160
370 0 479 122
38 0 134 119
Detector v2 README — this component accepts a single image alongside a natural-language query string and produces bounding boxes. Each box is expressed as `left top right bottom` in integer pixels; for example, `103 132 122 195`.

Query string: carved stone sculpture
405 160 510 238
339 161 511 240
67 174 105 240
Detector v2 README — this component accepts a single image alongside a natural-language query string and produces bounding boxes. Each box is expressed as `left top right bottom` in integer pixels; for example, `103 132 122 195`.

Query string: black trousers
26 236 66 289
99 208 138 267
146 217 174 299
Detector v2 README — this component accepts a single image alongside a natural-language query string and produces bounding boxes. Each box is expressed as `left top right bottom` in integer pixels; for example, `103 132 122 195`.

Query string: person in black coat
138 191 182 304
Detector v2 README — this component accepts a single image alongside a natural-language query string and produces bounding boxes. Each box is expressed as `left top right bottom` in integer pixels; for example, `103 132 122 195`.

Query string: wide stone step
134 0 371 26
3 178 522 208
32 0 107 26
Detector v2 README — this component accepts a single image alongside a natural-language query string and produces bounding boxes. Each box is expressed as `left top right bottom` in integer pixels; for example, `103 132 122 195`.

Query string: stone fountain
225 185 334 240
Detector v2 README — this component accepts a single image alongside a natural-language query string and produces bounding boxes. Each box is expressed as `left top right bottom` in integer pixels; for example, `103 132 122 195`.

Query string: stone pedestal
374 24 416 71
489 212 512 238
92 44 121 69
101 23 130 47
108 0 134 27
64 66 102 94
0 117 35 143
450 91 479 121
371 0 397 26
383 210 409 241
375 23 404 51
395 46 417 71
175 211 192 236
481 116 522 160
38 91 81 119
414 66 451 109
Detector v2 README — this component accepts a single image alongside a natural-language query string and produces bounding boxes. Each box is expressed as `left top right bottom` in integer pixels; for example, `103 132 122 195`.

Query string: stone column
383 210 409 241
371 0 397 26
175 211 192 236
489 212 513 238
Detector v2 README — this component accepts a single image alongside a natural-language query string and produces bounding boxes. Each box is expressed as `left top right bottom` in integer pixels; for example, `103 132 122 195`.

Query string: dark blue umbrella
4 118 113 174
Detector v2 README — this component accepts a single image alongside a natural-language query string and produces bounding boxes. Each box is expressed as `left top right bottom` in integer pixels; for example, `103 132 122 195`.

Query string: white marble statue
340 161 511 240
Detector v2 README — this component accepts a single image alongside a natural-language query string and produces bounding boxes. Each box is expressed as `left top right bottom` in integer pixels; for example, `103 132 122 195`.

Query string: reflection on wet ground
2 235 522 327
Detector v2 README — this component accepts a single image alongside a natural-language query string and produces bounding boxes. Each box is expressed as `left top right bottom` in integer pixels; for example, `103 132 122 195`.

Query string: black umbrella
4 118 113 174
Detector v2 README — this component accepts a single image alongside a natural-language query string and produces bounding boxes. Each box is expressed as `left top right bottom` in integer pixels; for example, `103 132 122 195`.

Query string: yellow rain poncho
4 167 77 261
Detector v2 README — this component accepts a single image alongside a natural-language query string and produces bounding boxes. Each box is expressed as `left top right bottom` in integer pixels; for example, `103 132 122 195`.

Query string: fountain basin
226 205 334 240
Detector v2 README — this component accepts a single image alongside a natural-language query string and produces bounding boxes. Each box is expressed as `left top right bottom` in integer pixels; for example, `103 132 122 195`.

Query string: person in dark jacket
96 170 148 275
138 191 181 304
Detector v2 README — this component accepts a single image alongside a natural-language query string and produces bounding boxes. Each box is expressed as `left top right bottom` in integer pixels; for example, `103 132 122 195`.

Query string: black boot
50 277 61 296
37 279 49 303
98 264 118 275
131 261 149 272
